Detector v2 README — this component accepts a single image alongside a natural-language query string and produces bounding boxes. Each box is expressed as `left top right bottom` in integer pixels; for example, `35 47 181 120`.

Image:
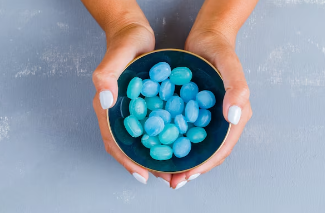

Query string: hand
169 30 253 189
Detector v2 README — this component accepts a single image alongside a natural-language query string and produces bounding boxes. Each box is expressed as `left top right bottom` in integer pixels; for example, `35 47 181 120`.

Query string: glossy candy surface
124 115 143 137
187 127 207 143
194 109 211 127
149 62 171 82
150 145 173 160
129 97 147 120
196 90 216 109
127 77 143 99
145 96 164 111
149 109 171 124
159 79 175 101
141 79 160 97
170 67 192 85
141 135 160 148
174 114 188 134
144 116 165 136
180 82 198 102
173 137 191 158
185 100 199 123
159 124 179 144
165 96 184 118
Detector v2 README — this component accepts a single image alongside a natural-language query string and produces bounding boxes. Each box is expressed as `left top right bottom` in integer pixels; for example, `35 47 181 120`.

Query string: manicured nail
132 173 147 184
157 177 170 187
175 180 187 190
228 105 242 125
99 90 113 109
188 173 200 181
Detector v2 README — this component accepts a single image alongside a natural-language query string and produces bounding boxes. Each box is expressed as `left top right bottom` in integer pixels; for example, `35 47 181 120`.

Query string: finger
170 173 187 190
93 93 149 184
183 102 252 180
151 171 172 187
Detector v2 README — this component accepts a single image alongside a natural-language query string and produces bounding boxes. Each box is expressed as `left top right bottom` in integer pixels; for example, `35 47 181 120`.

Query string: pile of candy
123 62 215 160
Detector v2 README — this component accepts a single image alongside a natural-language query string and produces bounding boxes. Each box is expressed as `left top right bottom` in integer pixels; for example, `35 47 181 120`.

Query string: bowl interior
108 49 230 173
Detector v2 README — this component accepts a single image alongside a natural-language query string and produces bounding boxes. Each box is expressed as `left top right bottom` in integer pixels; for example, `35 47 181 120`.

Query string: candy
159 124 179 144
144 116 165 136
141 134 160 148
129 97 147 120
170 67 192 85
173 137 191 158
127 77 143 99
149 62 171 82
159 79 175 101
180 82 198 102
194 109 211 127
141 79 160 97
124 115 143 137
165 96 184 118
145 96 164 111
149 109 171 124
174 114 188 134
196 90 216 109
187 127 207 143
185 100 199 123
150 145 173 160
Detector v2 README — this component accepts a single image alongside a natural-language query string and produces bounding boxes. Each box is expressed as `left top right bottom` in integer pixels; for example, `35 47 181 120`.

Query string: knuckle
92 69 117 87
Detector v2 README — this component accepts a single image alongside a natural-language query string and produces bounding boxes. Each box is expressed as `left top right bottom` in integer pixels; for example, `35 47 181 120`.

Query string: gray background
0 0 324 212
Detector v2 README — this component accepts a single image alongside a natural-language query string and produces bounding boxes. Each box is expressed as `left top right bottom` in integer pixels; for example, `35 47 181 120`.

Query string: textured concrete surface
0 0 324 212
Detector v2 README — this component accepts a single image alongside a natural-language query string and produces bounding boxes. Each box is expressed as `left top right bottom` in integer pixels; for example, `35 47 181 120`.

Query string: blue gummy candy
185 100 199 123
144 116 165 136
187 127 207 143
174 114 188 134
145 96 164 111
159 79 175 101
194 109 211 127
149 109 171 124
150 145 173 160
173 137 191 158
180 82 198 102
196 90 216 109
149 62 171 82
127 77 143 99
165 96 184 118
141 79 160 97
169 67 192 85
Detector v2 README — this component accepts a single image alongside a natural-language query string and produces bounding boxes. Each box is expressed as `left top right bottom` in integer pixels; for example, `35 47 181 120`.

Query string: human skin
81 0 257 189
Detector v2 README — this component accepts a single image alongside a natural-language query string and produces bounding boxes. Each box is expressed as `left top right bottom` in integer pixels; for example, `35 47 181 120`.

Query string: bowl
107 49 230 173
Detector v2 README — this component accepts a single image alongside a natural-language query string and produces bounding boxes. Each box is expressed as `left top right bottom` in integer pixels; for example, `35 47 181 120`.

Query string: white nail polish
188 173 200 181
99 90 113 109
157 177 170 186
175 180 187 190
228 105 242 125
132 173 147 184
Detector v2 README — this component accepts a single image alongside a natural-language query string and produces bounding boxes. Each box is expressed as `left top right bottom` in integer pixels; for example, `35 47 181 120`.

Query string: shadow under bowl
108 49 230 173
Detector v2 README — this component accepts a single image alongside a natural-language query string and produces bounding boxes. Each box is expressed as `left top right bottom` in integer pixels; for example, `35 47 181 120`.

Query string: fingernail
132 173 147 184
188 173 200 181
228 105 242 125
175 180 187 190
99 90 113 109
157 177 170 187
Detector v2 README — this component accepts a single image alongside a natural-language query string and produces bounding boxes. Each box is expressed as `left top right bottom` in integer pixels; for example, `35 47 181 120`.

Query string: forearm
192 0 259 45
81 0 151 36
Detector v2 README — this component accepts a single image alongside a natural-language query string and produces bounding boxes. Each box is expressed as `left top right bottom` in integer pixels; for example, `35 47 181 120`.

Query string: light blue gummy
173 137 191 158
174 114 188 134
187 127 207 143
129 97 147 120
159 123 179 144
194 109 211 127
149 109 171 124
127 77 143 99
141 79 160 97
185 100 199 123
141 134 160 148
145 96 164 111
149 62 171 82
124 115 143 137
165 96 184 118
180 82 198 102
170 67 192 85
159 79 175 101
150 145 173 160
144 116 165 136
196 90 216 109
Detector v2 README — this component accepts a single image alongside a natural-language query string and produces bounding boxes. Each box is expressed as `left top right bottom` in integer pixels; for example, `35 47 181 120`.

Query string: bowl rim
106 48 231 174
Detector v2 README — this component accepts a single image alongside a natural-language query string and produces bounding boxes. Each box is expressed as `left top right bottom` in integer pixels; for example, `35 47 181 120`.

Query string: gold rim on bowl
106 48 231 174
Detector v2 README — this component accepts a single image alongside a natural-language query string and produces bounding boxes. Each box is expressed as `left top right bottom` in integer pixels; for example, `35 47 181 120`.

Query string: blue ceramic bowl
107 49 230 173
